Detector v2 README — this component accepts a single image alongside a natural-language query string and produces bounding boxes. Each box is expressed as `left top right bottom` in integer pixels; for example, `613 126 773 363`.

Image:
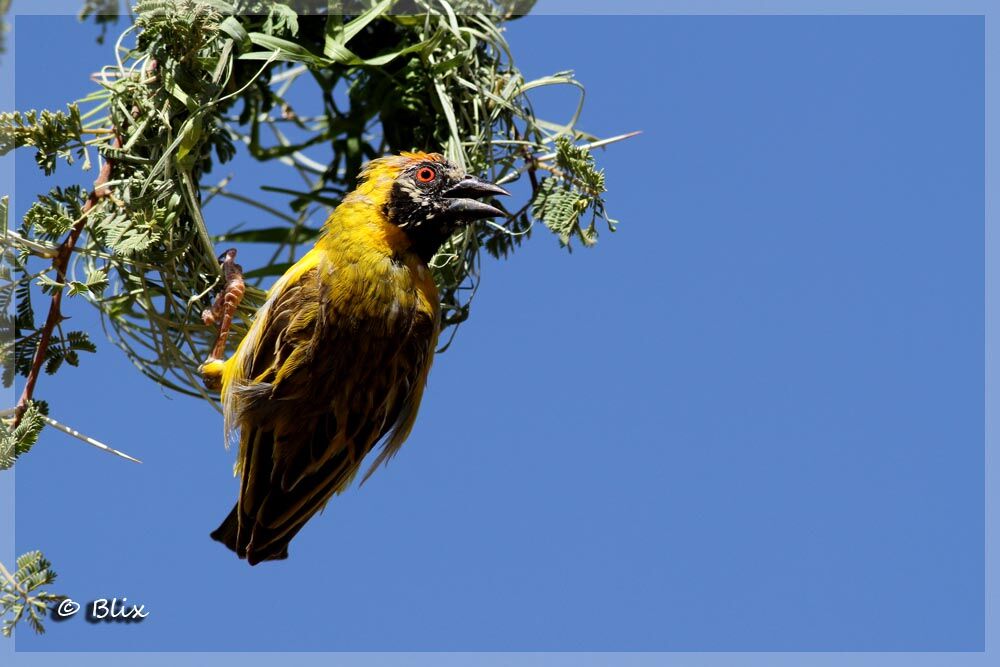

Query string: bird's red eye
416 166 437 183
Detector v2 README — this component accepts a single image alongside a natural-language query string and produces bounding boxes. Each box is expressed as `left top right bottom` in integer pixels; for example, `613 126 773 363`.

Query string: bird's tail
210 505 241 554
210 504 290 564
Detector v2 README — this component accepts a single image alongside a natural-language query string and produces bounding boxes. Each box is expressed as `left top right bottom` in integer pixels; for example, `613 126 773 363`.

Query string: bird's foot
200 248 244 391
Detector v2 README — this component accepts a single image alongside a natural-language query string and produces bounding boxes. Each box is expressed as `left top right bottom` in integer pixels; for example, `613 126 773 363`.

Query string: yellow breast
317 199 440 325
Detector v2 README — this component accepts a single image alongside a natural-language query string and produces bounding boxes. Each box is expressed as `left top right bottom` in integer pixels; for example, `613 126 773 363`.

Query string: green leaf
66 331 97 354
244 33 326 67
217 16 248 43
0 400 48 471
35 274 63 296
67 281 91 297
263 3 299 38
529 136 617 248
175 114 204 166
531 177 589 247
324 0 393 56
0 548 64 636
214 226 320 245
83 267 109 296
0 105 85 175
23 185 86 241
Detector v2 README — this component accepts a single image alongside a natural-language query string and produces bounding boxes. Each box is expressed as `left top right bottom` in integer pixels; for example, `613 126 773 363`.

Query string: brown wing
221 257 438 564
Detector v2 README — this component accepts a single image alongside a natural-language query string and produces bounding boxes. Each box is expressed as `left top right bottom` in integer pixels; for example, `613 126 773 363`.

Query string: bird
203 151 509 565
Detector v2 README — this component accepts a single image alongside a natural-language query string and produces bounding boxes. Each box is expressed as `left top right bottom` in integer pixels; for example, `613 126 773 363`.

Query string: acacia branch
12 138 120 427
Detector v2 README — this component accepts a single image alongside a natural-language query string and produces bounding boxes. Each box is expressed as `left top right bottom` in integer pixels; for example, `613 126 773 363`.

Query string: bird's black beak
443 176 510 220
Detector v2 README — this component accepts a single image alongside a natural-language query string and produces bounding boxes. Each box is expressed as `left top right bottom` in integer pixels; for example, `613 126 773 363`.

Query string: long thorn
536 130 643 161
43 415 142 464
496 131 642 186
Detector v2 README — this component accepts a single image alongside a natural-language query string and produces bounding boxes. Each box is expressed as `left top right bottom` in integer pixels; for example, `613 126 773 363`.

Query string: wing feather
219 249 438 564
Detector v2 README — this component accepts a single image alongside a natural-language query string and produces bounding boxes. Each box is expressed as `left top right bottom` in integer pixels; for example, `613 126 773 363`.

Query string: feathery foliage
0 551 65 636
0 0 632 632
2 0 626 403
0 401 47 471
0 108 88 175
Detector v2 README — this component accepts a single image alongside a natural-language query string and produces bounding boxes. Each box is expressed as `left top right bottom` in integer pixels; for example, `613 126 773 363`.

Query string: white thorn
495 130 642 186
42 415 142 464
535 130 644 162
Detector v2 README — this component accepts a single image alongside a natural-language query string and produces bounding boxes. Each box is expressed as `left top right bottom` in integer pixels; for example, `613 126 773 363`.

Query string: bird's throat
405 224 456 264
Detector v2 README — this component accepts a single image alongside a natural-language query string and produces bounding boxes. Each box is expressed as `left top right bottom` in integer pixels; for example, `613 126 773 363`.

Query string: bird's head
350 151 509 260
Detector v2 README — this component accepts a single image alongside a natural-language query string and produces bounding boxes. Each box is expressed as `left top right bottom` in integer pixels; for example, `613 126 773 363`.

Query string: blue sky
3 11 985 653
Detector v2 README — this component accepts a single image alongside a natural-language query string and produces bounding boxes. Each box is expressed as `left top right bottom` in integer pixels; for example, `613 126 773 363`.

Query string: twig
0 559 28 600
521 144 539 190
0 230 59 259
12 137 120 427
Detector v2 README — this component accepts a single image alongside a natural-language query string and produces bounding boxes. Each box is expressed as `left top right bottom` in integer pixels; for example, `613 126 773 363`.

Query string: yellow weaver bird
203 152 508 565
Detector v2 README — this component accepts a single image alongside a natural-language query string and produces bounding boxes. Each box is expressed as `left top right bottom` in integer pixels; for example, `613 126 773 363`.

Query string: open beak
443 176 510 220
